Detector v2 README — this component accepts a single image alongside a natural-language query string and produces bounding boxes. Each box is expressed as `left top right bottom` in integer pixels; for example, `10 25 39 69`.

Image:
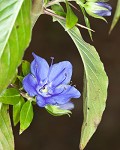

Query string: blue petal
36 95 46 107
45 97 56 105
22 74 37 97
48 61 72 87
31 53 49 81
36 95 56 107
94 10 111 16
53 85 81 104
96 2 112 11
59 102 74 110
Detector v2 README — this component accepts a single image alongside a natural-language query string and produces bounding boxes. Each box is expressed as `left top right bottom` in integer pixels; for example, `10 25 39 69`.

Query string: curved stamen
50 57 54 66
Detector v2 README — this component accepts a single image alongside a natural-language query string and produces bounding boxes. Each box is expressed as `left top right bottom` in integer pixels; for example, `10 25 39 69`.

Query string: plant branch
45 0 74 7
44 9 94 32
31 0 44 27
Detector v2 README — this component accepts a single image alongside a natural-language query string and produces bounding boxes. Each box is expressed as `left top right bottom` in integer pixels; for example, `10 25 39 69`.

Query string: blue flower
22 53 81 110
92 2 112 16
84 1 112 20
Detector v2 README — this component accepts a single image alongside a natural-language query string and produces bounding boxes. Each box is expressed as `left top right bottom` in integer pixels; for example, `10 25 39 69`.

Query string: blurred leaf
0 88 21 105
22 60 30 76
109 0 120 33
66 0 78 29
45 105 71 116
17 75 24 82
0 0 31 93
0 104 14 150
13 97 25 126
20 101 33 134
57 19 108 150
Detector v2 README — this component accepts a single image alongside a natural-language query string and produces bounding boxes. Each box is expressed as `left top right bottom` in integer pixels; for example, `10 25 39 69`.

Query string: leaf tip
19 129 23 135
79 144 84 150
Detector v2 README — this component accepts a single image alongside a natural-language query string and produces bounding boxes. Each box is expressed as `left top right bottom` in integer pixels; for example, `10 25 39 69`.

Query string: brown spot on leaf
7 108 9 113
16 25 19 29
94 118 100 128
79 144 84 150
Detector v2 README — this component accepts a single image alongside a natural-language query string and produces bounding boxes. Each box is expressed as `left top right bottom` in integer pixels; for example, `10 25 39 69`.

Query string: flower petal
31 53 49 81
96 2 112 11
36 95 56 107
53 85 81 104
94 10 111 16
36 95 46 107
22 74 37 97
48 61 72 87
59 102 74 110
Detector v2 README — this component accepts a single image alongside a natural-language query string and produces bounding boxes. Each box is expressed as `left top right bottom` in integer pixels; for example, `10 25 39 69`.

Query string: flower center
41 86 48 93
36 84 51 97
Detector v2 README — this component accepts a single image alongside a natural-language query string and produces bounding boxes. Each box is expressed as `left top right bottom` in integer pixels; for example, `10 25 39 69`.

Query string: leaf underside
57 19 108 150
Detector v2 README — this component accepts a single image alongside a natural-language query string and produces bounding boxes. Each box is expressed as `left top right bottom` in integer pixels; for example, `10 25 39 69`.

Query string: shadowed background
13 0 120 149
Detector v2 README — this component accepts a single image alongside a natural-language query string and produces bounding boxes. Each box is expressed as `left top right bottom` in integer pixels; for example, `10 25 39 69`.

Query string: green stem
20 92 36 102
31 0 44 27
45 0 73 7
10 84 36 102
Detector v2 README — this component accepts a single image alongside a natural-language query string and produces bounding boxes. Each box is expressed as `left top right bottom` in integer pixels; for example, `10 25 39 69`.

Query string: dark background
14 0 120 150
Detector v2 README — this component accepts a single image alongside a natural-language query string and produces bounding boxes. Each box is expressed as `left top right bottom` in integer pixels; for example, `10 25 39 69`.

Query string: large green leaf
0 104 14 150
0 0 31 93
57 19 108 150
109 0 120 33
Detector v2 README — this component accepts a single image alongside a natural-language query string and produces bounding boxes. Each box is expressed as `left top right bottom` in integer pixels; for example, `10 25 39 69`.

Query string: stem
10 84 36 102
31 0 44 27
44 9 94 32
44 9 66 20
20 92 36 102
46 0 73 7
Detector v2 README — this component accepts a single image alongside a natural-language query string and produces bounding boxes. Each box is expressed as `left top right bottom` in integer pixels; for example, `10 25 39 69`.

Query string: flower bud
84 2 112 21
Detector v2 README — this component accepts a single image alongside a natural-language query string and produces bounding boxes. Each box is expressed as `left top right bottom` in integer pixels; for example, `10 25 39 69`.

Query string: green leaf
0 104 14 150
17 75 24 82
52 4 66 17
20 101 33 134
66 0 78 29
0 0 31 94
45 105 72 116
109 0 120 33
80 6 93 40
13 97 25 126
0 88 21 105
57 19 108 150
22 60 30 76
